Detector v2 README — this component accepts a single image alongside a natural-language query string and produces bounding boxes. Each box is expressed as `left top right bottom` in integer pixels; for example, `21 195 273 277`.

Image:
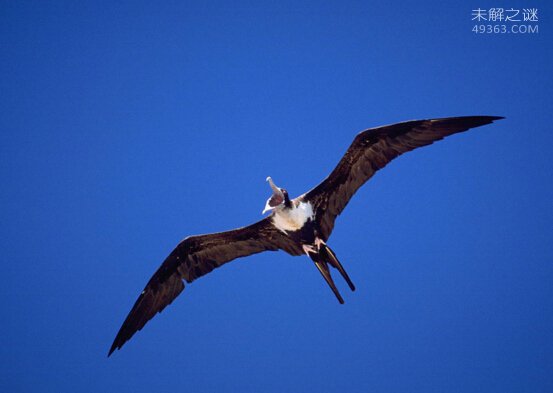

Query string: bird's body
109 115 503 356
271 199 314 234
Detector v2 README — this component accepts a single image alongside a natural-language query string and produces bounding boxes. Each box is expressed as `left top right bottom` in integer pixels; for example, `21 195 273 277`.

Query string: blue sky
1 1 552 392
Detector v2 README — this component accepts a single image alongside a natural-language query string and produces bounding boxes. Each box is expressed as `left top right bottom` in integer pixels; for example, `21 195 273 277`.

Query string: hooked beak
266 176 280 193
262 177 284 214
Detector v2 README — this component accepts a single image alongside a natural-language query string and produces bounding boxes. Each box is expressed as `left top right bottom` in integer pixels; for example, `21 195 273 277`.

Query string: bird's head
262 177 290 214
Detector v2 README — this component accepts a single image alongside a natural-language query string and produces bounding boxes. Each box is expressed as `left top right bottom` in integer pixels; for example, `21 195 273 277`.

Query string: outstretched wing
109 217 288 355
303 116 503 240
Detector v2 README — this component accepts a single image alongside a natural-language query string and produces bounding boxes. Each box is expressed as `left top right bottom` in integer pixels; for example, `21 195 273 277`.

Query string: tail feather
312 257 345 304
306 242 355 304
320 245 356 291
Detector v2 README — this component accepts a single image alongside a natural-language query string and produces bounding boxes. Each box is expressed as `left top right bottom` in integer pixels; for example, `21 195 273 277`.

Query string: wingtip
479 115 505 126
474 115 504 125
433 115 505 129
433 115 505 123
108 340 121 357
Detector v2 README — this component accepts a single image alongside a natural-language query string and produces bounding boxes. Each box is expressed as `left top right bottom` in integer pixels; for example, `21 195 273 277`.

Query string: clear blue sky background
2 1 552 392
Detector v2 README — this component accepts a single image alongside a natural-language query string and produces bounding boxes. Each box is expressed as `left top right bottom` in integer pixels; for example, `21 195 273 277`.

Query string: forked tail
305 242 355 304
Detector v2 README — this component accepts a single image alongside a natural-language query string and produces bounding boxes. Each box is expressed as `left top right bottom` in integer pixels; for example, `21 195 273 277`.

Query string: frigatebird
109 115 503 355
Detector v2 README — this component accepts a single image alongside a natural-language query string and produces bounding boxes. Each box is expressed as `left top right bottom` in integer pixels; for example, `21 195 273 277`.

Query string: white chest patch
271 201 314 233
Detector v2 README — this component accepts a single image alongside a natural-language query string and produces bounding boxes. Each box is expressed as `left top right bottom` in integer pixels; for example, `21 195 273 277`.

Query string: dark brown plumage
303 116 503 239
108 219 295 356
109 115 503 356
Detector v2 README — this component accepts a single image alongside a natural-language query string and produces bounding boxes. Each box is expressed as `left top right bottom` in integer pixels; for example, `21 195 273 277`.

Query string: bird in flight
109 115 503 356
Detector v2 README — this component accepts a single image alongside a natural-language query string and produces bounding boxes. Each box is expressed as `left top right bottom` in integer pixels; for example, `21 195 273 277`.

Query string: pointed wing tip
433 115 505 124
429 115 504 132
108 341 121 357
472 115 505 128
472 115 505 126
485 115 505 122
